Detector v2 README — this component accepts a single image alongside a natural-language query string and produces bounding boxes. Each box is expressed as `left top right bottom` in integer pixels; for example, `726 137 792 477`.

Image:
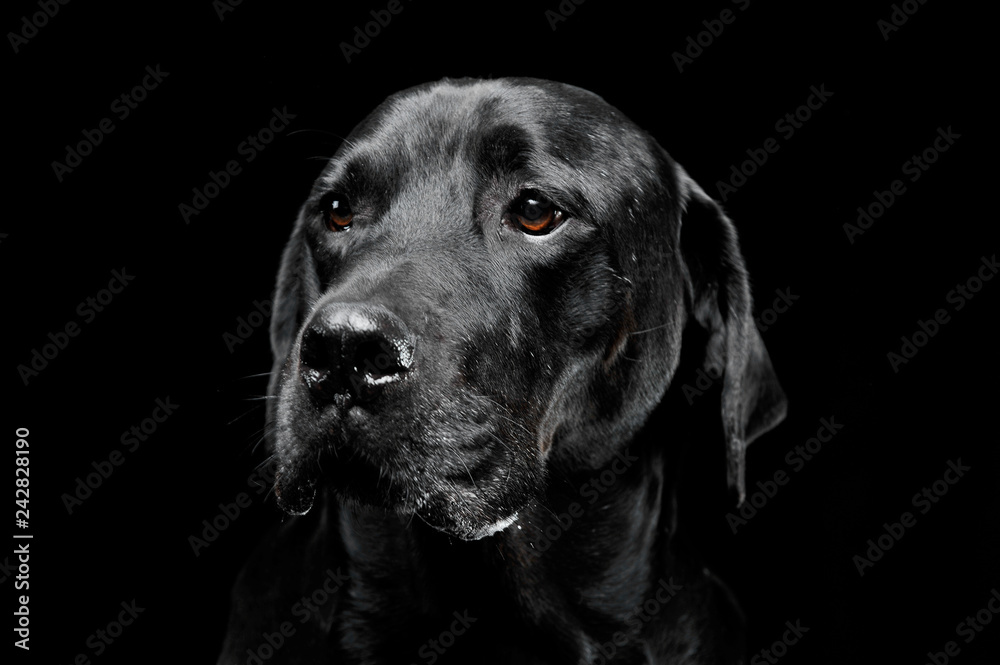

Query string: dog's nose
299 304 414 403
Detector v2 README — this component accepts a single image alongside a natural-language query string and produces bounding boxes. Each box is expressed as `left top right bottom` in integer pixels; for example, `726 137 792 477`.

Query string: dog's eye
323 195 353 231
511 194 564 235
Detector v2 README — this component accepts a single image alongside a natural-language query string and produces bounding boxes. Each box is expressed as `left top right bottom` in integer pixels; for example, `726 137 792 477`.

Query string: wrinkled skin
219 78 786 665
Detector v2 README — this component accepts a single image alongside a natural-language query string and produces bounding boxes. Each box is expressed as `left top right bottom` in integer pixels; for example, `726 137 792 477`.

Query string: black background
5 0 996 663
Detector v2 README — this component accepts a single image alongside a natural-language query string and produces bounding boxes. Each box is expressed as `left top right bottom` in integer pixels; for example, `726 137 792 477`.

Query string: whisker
628 322 671 336
458 457 478 490
227 403 263 427
255 454 276 472
237 372 274 380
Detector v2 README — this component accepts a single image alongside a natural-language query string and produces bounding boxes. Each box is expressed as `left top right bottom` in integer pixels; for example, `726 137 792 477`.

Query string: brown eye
512 194 564 235
324 195 353 231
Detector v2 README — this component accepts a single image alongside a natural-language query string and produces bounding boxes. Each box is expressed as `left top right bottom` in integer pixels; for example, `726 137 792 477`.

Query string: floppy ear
268 212 321 397
675 166 787 504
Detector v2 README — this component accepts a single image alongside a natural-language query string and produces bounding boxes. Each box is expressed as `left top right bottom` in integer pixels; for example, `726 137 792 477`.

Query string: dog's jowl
218 78 786 665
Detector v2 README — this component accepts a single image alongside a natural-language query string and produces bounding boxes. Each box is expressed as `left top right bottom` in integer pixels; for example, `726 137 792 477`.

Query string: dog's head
266 78 785 539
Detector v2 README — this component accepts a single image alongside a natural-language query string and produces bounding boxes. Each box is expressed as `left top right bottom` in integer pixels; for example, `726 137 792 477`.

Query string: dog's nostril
352 339 406 378
300 327 333 372
298 304 413 403
346 337 411 401
299 326 341 398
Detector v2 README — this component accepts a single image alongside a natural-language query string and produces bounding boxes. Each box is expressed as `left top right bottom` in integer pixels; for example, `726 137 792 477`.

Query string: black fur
218 77 786 664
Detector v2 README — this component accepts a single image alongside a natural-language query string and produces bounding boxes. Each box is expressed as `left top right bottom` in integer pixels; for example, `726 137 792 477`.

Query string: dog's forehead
375 79 614 147
333 78 661 188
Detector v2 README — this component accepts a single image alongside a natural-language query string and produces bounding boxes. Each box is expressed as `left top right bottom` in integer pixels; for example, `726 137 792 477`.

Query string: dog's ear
675 166 787 504
268 213 321 394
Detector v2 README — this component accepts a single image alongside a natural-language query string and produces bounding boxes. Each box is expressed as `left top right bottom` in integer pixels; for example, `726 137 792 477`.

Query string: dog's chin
273 453 527 541
449 511 521 541
335 479 525 541
409 492 524 541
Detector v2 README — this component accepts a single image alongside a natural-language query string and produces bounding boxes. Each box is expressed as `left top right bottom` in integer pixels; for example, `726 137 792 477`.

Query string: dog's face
266 78 785 540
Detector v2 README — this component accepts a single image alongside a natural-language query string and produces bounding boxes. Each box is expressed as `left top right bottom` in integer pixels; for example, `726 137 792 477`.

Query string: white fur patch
470 512 519 539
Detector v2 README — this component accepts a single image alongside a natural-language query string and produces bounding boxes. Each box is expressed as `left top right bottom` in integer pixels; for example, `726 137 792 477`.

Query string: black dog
218 77 786 664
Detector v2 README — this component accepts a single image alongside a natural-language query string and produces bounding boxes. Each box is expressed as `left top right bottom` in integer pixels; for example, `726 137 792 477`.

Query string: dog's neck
328 442 706 663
